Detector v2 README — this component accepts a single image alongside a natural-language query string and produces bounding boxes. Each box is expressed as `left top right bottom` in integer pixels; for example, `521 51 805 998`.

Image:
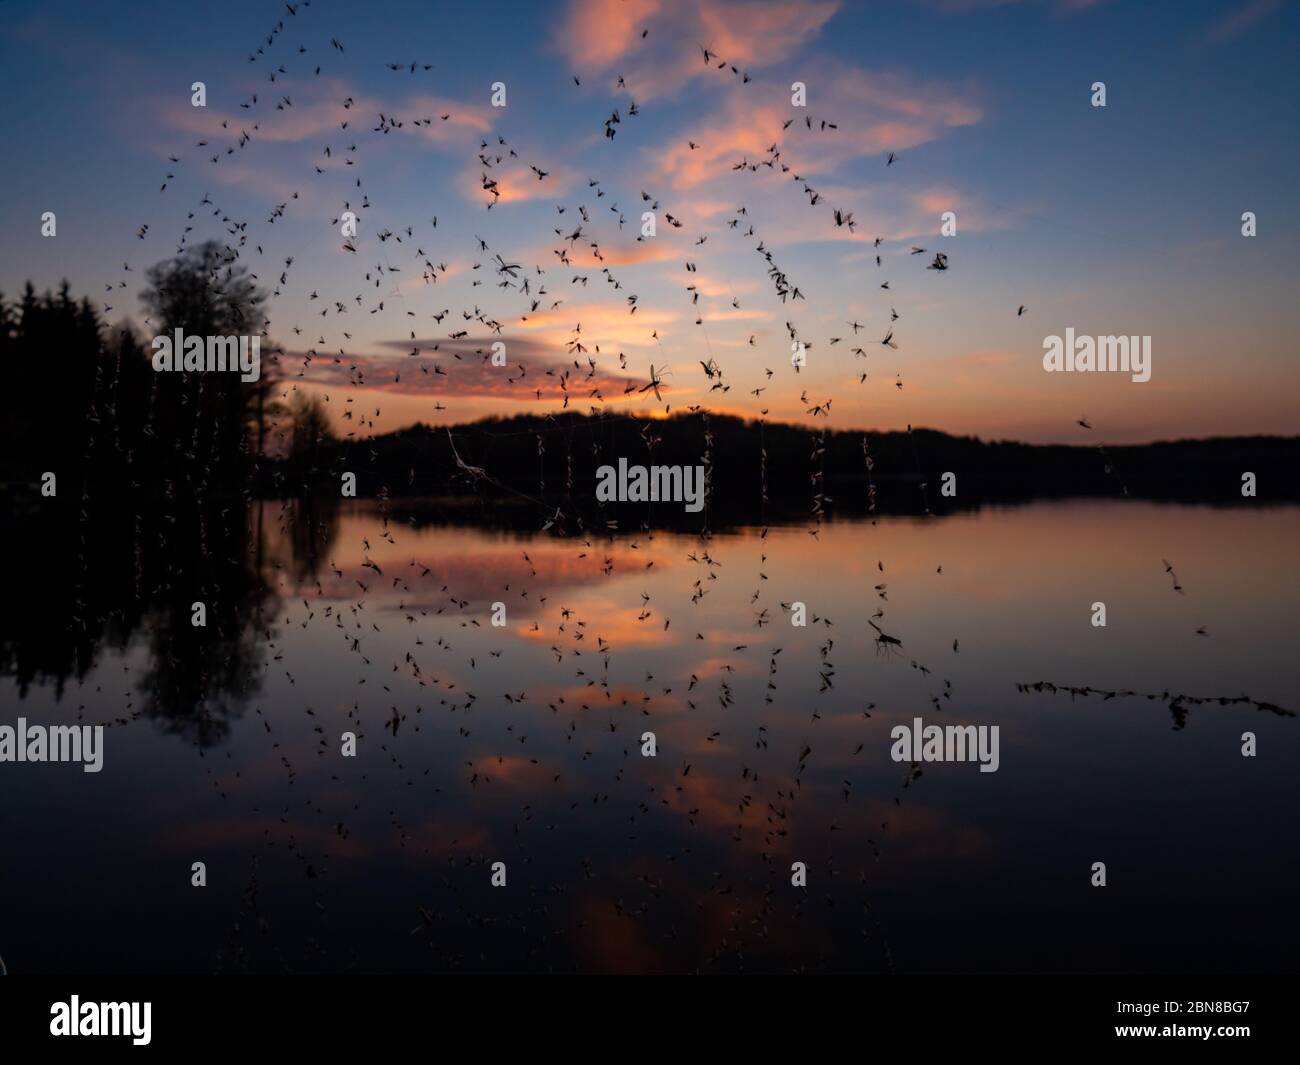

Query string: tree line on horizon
1 247 1295 517
310 410 1299 520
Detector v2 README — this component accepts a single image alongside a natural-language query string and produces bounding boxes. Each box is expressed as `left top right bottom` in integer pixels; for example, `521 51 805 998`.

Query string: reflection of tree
133 501 276 747
281 496 341 587
0 253 285 746
0 493 144 700
0 488 277 746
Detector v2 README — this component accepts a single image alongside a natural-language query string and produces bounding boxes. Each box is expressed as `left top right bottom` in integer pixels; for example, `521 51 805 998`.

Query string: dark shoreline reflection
0 487 291 746
3 489 1297 740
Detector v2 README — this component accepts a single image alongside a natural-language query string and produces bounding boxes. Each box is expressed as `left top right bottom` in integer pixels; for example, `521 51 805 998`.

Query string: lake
1 498 1296 973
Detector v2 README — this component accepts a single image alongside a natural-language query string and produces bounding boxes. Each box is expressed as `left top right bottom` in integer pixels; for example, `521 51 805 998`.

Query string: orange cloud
649 65 982 191
562 0 665 69
564 241 682 267
461 160 576 207
513 301 681 345
697 0 839 65
653 101 788 191
557 0 839 99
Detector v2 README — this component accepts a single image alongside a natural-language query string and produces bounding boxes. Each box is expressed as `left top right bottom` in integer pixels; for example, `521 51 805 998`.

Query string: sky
1 0 1297 444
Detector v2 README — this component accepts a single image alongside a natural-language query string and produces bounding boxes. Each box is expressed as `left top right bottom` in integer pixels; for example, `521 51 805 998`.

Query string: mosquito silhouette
492 253 521 279
869 619 903 655
640 363 672 401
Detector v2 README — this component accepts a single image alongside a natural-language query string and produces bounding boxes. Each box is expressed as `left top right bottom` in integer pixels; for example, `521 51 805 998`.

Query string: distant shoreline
259 411 1300 507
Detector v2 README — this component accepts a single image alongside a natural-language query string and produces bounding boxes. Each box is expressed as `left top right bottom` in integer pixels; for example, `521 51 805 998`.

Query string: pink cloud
160 78 491 149
285 335 650 405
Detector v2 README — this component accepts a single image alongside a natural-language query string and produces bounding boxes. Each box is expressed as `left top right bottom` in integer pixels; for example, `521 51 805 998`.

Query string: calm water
2 499 1297 973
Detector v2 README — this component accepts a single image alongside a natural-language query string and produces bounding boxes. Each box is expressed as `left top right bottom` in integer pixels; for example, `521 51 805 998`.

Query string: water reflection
1 498 1297 973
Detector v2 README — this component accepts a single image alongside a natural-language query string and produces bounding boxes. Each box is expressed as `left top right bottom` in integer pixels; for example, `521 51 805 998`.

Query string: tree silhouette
139 240 277 489
285 391 336 490
0 250 284 743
